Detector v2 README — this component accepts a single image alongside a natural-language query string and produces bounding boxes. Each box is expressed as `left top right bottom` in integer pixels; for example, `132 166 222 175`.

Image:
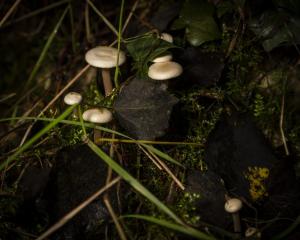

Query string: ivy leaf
114 78 178 140
249 1 300 51
126 33 176 77
172 0 221 46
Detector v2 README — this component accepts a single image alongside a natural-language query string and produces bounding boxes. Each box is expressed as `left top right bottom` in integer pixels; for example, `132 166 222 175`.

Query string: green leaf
249 4 300 51
122 214 216 240
186 18 221 46
173 0 221 46
126 33 176 77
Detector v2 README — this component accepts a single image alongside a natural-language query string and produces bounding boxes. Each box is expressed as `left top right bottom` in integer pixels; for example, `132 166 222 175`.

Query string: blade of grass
122 214 216 240
0 105 76 172
87 0 119 37
95 137 202 146
69 2 76 53
272 216 300 240
113 0 125 88
0 0 22 27
86 138 184 225
24 5 69 89
2 0 69 27
0 117 185 167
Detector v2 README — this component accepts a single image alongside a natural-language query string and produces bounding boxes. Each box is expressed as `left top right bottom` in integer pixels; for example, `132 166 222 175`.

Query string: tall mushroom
224 198 243 235
85 46 126 96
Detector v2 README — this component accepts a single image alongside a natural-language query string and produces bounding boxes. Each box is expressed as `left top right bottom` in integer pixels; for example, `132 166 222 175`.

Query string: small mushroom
63 92 82 105
224 198 243 234
82 108 113 124
152 33 174 63
245 227 261 238
85 46 126 96
148 61 183 80
152 54 173 63
160 33 173 43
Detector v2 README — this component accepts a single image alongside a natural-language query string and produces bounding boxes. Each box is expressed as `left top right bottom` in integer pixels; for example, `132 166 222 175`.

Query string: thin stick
2 0 69 27
139 145 162 170
35 177 121 240
96 137 202 146
149 150 185 190
19 64 90 146
0 0 22 27
85 1 92 43
280 94 289 156
103 197 127 240
87 0 119 38
121 0 139 34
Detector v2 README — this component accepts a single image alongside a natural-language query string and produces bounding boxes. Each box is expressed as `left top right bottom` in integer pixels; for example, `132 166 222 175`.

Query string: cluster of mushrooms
63 35 258 238
63 32 183 125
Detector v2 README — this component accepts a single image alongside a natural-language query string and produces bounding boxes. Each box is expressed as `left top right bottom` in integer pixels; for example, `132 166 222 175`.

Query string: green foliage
177 88 223 169
126 33 177 78
176 192 201 225
172 0 221 46
249 0 300 51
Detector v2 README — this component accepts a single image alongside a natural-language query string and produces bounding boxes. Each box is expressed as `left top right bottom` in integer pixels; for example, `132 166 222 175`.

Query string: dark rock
47 144 119 240
204 111 300 237
114 78 178 140
185 170 230 228
176 47 224 88
204 111 278 201
18 165 51 201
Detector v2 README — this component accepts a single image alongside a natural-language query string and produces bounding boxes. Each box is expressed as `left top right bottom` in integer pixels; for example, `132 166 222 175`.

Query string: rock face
204 111 300 237
47 144 119 240
204 111 278 202
185 170 230 228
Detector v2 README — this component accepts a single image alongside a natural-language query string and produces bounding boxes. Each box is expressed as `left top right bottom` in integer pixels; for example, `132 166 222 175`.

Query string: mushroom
63 92 82 105
82 108 113 124
85 46 126 96
148 61 183 80
245 227 261 238
152 54 173 63
160 33 173 43
63 92 83 118
152 33 174 63
224 198 243 234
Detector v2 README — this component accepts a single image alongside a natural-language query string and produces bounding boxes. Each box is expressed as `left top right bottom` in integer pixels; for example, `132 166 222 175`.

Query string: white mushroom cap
64 92 82 105
160 33 173 43
153 54 173 63
82 108 112 123
224 198 243 213
85 46 126 68
245 227 260 237
148 61 183 80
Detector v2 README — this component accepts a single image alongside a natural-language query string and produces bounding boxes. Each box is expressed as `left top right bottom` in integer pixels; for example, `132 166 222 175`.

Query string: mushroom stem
232 213 241 234
102 68 113 96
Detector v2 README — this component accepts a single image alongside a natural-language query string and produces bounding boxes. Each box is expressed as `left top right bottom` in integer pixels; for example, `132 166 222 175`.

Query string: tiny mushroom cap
160 33 173 43
245 227 260 238
85 46 126 68
224 198 243 213
82 108 113 124
64 92 82 105
148 61 183 80
153 54 173 63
